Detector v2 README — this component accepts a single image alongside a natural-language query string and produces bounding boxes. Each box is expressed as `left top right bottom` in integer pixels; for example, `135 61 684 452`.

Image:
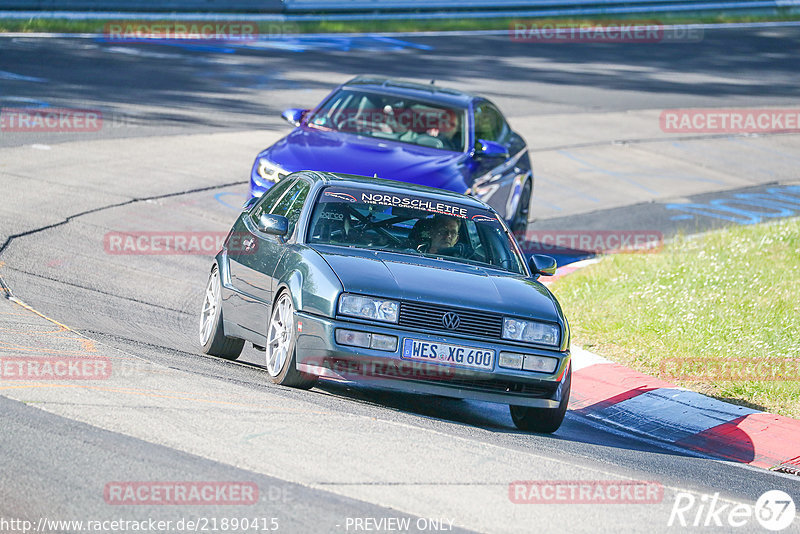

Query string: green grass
551 218 800 418
1 13 800 34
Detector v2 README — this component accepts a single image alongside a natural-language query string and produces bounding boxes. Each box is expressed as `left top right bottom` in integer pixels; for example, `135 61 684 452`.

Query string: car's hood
263 127 466 189
311 245 560 322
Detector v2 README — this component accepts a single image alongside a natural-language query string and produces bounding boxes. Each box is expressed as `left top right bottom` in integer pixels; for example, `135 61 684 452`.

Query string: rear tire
509 364 570 434
265 291 317 390
199 265 244 360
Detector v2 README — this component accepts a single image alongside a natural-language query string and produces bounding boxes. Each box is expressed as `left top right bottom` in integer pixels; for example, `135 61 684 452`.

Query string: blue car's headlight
254 157 289 183
503 317 559 346
338 294 399 324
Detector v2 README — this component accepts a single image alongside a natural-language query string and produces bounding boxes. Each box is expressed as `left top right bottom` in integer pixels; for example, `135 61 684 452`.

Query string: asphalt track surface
1 27 800 533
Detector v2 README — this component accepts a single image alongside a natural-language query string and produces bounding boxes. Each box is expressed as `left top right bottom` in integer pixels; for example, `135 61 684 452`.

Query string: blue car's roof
342 76 476 109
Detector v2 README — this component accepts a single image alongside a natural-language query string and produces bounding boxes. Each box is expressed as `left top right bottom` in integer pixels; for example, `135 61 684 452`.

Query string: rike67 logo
669 490 796 531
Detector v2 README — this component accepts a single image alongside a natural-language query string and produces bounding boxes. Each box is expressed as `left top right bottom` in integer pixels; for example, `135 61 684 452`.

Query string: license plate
401 338 494 371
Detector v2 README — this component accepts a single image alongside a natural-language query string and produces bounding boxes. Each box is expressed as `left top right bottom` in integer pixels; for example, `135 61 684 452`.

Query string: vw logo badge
442 312 461 330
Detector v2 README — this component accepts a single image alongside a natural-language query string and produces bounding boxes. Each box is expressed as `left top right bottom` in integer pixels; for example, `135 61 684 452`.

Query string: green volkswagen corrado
199 171 571 432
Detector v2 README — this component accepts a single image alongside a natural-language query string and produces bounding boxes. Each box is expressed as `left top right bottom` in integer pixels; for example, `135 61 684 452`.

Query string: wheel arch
275 269 304 313
213 251 231 286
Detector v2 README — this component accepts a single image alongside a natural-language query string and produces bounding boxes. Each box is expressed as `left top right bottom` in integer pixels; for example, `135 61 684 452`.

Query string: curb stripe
570 362 674 410
676 413 800 469
573 360 800 470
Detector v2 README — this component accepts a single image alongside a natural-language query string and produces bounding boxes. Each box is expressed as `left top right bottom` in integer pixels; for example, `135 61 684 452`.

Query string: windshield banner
321 187 499 222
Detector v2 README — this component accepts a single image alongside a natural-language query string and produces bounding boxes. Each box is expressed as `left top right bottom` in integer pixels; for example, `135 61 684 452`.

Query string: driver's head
429 215 460 253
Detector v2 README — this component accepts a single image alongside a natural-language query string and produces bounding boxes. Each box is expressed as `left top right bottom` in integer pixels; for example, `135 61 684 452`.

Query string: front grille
398 301 503 339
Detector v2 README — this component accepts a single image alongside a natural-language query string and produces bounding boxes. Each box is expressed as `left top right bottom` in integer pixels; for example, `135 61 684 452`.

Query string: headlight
255 158 290 183
338 294 399 323
503 317 560 346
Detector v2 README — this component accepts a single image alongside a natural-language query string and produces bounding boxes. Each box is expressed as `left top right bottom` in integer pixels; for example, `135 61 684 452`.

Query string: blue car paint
252 126 468 193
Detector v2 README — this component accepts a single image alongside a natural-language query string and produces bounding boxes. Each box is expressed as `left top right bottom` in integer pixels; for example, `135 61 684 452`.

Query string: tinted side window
250 178 295 226
474 102 508 143
270 179 310 236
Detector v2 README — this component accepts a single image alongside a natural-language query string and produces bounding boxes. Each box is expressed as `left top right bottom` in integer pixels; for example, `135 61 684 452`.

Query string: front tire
199 265 244 360
509 364 571 434
265 291 317 389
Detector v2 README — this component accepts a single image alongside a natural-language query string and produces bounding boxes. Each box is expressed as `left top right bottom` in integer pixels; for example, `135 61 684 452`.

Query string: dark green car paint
214 171 570 408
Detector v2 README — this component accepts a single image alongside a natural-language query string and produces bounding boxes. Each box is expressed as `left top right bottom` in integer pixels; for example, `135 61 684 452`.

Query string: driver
418 215 465 256
426 110 462 150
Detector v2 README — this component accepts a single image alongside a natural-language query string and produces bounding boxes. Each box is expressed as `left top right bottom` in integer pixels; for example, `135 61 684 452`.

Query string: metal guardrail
286 0 680 9
287 0 797 11
281 0 800 13
283 0 760 10
0 1 281 10
0 0 796 16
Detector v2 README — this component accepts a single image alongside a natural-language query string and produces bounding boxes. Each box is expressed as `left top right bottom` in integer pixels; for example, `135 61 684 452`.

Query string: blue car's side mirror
475 139 510 159
281 108 308 127
257 214 289 237
529 254 557 277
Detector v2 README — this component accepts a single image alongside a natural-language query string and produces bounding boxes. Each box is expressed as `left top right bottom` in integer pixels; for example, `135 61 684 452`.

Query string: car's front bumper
294 311 569 408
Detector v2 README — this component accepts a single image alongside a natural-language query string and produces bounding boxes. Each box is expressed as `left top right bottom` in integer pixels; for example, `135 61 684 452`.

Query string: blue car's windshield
307 187 527 275
305 89 466 152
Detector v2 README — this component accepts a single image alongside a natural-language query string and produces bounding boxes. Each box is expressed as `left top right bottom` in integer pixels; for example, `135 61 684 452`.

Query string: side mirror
241 197 259 212
475 139 509 159
257 214 289 236
281 108 308 127
529 254 557 277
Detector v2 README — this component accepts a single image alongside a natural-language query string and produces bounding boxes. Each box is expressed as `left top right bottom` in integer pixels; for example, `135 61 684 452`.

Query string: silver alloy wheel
199 268 220 346
266 293 293 377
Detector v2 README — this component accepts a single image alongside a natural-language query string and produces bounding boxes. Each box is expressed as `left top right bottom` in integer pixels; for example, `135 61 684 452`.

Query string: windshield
305 89 466 152
307 186 527 275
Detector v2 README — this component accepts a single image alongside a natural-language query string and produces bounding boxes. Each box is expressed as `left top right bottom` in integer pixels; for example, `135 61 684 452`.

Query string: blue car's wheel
265 291 317 389
199 265 244 360
509 364 570 434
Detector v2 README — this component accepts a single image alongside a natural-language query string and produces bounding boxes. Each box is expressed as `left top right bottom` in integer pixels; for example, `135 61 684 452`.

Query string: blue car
249 76 534 235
